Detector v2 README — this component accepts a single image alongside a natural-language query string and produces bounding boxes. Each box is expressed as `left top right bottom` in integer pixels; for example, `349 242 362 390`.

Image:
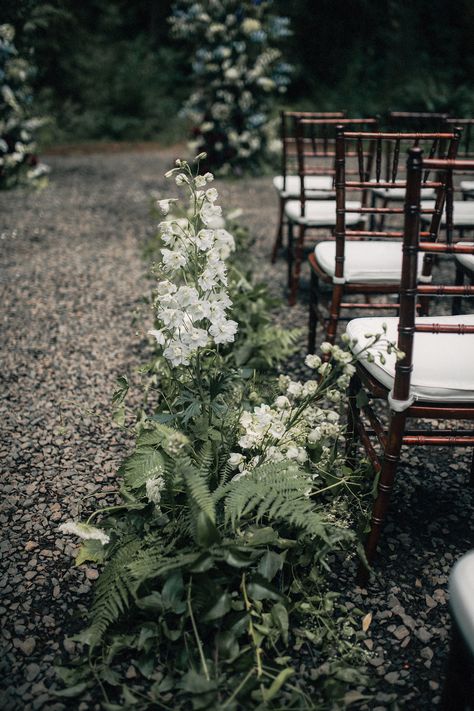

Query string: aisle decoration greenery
169 1 292 174
0 24 48 189
56 155 394 709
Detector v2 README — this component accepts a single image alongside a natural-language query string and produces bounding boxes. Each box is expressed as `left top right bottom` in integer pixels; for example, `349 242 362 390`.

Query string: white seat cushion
273 174 335 198
450 550 474 654
460 180 474 194
421 200 474 228
455 242 474 272
346 314 474 403
284 199 362 226
314 240 424 283
370 179 435 200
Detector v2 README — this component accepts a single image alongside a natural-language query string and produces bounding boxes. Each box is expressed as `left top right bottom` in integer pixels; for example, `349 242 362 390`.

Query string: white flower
201 202 222 226
181 327 208 349
58 521 110 546
274 395 291 410
157 199 176 215
175 286 199 307
157 280 177 296
287 381 303 398
302 380 318 397
241 18 261 34
148 328 166 346
269 420 286 440
195 229 215 251
205 188 218 203
209 318 238 344
146 475 165 506
318 362 332 376
203 172 214 183
308 429 322 444
320 342 333 354
194 175 207 187
161 249 187 272
163 342 191 367
228 452 244 468
305 354 322 369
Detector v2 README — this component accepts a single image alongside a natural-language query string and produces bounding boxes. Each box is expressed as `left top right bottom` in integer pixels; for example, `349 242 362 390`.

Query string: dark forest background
3 0 474 145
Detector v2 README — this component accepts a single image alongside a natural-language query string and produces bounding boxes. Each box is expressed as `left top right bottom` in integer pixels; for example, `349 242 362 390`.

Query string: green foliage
0 23 48 188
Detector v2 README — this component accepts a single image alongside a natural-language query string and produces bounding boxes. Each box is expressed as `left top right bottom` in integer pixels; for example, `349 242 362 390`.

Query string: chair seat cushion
314 240 424 283
273 174 334 198
450 550 474 655
370 179 435 200
285 199 362 226
346 314 474 403
420 201 474 227
455 242 474 272
460 180 474 194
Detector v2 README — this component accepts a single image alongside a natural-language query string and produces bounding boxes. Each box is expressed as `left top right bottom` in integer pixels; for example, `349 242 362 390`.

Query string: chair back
280 110 346 191
446 118 474 158
332 128 462 284
294 117 378 216
393 151 474 403
387 111 450 131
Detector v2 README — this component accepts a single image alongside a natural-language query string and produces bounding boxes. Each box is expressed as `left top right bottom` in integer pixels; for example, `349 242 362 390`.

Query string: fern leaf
120 447 165 490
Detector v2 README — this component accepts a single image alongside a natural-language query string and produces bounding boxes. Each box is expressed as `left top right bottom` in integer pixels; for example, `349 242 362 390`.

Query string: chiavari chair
271 110 346 263
344 149 474 585
286 117 378 305
307 127 461 351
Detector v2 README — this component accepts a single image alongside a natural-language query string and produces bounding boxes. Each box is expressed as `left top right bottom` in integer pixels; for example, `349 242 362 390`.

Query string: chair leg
287 220 294 289
308 265 319 353
324 283 344 344
288 224 306 306
357 411 406 586
345 373 361 470
452 263 464 316
469 448 474 488
271 196 285 263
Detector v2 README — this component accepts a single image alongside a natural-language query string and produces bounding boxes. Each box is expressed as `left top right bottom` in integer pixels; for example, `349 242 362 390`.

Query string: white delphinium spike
58 521 110 546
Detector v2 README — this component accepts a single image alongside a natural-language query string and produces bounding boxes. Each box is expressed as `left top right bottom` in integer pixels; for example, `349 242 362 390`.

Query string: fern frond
120 447 165 490
183 461 215 524
86 538 141 647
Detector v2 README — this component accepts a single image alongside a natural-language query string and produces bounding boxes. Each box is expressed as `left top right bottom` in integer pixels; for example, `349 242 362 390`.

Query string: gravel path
1 149 473 710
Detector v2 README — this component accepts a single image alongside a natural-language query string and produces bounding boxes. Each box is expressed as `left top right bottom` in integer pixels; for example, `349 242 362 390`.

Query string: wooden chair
441 550 474 710
286 117 378 305
271 110 346 263
371 111 452 229
386 110 450 131
345 150 474 585
307 127 461 351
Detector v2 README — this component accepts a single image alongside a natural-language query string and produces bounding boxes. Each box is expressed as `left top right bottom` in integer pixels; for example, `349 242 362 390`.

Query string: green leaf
247 576 283 602
112 375 129 405
196 511 220 548
75 539 105 566
271 603 289 645
202 592 231 621
355 389 369 408
178 669 217 694
162 571 185 612
51 682 89 698
136 592 163 613
121 448 165 490
257 550 285 581
262 668 294 702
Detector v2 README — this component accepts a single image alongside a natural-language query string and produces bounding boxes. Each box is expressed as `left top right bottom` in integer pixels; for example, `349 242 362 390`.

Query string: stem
241 573 264 681
221 668 254 708
86 504 134 524
187 578 210 681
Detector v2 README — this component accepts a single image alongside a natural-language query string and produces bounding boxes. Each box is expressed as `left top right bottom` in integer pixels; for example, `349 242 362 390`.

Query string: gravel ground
1 148 473 710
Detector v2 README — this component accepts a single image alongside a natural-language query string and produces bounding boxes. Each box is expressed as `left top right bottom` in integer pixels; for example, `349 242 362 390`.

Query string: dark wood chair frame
287 117 379 306
271 110 346 264
347 151 474 586
307 127 462 352
386 111 450 131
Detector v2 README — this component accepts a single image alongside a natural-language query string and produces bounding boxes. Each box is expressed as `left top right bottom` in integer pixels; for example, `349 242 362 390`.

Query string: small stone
85 568 99 580
125 665 137 679
25 663 40 681
393 625 409 640
19 638 36 655
429 681 440 691
425 595 437 609
384 671 399 684
416 627 432 643
421 647 434 661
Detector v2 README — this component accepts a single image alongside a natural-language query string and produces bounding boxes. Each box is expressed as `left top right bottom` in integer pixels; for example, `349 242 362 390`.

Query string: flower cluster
228 349 356 481
58 521 110 546
169 1 292 173
0 24 49 189
149 157 238 367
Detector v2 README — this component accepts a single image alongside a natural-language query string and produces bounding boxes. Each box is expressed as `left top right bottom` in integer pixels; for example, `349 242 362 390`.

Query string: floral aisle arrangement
0 24 48 189
169 1 292 174
56 156 388 709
